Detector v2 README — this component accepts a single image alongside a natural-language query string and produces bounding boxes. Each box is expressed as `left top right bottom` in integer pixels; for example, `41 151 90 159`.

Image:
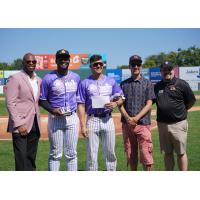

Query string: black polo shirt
120 76 155 125
154 77 196 123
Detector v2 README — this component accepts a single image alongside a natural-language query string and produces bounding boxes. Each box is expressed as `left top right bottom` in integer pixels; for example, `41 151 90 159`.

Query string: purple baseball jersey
77 75 123 114
40 70 80 111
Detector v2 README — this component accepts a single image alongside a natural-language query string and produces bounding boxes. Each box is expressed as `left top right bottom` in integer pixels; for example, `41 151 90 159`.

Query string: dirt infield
1 107 200 140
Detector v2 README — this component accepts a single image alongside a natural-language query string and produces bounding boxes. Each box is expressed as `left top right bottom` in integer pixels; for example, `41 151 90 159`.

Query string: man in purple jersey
77 54 123 171
39 49 80 171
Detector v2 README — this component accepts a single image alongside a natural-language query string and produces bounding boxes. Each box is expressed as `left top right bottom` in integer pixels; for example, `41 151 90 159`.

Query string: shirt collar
89 74 105 81
131 75 143 83
56 70 71 78
22 70 37 80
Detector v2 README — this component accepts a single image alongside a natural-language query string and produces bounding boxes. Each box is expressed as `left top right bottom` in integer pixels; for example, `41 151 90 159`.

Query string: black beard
163 78 171 84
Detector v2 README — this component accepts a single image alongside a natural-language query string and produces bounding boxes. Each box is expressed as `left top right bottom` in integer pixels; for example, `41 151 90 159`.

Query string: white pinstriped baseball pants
86 115 117 171
48 113 79 171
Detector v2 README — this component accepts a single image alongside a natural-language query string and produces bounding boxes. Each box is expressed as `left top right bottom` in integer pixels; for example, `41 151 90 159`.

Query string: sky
0 28 200 68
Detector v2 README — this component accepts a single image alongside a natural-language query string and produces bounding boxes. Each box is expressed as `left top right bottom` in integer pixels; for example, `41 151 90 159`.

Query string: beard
163 78 172 84
59 63 69 70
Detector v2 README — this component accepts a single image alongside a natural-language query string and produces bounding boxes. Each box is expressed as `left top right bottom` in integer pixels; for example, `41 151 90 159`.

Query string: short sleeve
40 77 49 100
77 80 86 103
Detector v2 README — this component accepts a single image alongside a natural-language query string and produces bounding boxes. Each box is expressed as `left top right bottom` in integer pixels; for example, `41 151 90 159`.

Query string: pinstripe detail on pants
86 115 117 171
48 112 79 171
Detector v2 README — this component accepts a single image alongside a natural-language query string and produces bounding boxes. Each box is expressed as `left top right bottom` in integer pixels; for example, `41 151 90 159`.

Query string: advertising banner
142 68 150 80
106 69 122 84
149 68 162 83
179 66 200 80
184 80 200 91
0 86 3 94
4 70 20 78
0 70 3 78
35 54 106 70
0 78 4 85
122 69 131 81
174 67 179 78
122 68 150 81
179 66 200 91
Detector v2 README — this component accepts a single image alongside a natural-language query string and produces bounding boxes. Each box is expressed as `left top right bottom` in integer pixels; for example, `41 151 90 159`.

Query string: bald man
6 53 42 171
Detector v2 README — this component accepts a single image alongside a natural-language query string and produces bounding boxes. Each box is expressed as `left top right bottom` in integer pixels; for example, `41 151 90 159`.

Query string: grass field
0 98 200 116
0 111 200 171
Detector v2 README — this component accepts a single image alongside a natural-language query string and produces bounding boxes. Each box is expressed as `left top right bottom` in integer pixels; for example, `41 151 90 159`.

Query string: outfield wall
1 66 200 94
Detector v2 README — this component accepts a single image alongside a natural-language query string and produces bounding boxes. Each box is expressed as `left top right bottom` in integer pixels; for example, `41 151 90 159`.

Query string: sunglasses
91 62 104 67
130 62 142 67
26 60 37 64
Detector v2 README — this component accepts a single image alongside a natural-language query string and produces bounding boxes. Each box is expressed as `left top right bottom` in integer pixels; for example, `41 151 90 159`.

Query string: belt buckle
64 112 72 116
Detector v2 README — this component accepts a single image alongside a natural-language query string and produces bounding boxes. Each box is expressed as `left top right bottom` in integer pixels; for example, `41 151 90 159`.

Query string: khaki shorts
157 120 188 155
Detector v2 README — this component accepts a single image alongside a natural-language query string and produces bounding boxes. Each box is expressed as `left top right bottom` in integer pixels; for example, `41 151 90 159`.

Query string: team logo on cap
61 50 66 54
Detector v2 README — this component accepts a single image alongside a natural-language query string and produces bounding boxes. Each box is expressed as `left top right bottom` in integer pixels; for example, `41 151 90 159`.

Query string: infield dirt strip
0 107 200 140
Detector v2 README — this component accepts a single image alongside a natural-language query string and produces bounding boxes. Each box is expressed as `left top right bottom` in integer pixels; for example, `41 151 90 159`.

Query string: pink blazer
5 71 42 133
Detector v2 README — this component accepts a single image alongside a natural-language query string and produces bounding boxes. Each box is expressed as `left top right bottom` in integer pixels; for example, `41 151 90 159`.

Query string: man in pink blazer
6 53 41 171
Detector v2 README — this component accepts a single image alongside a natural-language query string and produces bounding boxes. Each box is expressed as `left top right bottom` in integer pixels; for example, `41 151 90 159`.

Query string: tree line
0 59 23 70
117 46 200 69
0 46 200 70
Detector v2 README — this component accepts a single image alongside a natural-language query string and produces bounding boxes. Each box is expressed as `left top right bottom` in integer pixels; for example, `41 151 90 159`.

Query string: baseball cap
56 49 70 59
160 61 174 70
129 55 142 64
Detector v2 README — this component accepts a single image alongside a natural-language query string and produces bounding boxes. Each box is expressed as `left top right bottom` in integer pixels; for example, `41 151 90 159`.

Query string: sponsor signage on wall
3 71 20 86
179 66 200 91
184 80 200 91
179 66 200 80
35 54 106 70
0 86 3 94
122 68 150 81
0 78 4 85
122 69 131 81
149 68 162 83
0 71 3 78
106 69 122 84
174 67 179 78
142 68 150 80
4 70 20 78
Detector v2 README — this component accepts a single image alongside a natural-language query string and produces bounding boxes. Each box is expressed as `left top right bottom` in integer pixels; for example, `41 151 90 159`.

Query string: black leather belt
63 111 76 116
89 113 111 118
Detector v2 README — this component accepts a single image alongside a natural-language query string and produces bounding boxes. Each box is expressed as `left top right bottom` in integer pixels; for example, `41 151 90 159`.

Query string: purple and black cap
56 49 70 60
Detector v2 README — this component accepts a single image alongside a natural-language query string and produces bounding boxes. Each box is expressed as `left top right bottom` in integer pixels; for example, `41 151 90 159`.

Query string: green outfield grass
0 98 200 116
0 111 200 171
193 91 200 95
0 100 48 116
